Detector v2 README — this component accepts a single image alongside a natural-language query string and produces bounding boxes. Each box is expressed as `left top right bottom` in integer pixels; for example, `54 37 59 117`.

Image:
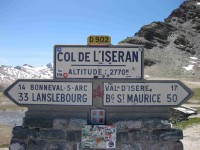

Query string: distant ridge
0 63 53 91
119 0 200 79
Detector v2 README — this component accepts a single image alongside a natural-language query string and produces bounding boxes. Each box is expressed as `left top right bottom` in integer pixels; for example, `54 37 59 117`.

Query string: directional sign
54 45 143 79
104 80 193 106
3 79 93 106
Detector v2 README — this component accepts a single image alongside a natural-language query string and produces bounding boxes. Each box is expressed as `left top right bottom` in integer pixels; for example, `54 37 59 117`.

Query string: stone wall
9 117 183 150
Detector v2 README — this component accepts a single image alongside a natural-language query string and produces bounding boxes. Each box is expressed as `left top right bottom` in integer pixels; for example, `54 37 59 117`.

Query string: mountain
0 63 53 91
1 0 200 91
119 0 200 80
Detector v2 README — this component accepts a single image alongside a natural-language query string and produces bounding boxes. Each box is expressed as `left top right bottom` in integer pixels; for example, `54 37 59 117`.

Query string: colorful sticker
81 125 116 149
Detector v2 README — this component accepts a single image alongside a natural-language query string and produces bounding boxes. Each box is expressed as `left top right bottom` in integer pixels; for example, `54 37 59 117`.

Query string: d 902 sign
87 35 111 46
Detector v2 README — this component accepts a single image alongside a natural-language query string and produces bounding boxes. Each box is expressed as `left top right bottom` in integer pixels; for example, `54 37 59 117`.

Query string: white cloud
197 2 200 5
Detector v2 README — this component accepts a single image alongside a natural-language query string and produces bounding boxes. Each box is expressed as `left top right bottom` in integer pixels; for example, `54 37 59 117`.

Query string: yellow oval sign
87 35 111 46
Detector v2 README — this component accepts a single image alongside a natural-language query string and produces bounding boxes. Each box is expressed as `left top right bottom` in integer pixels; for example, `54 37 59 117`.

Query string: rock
136 22 176 41
23 117 53 128
40 129 65 140
68 118 87 131
10 140 26 150
53 119 68 129
144 59 158 67
49 141 69 150
119 0 200 79
27 140 47 150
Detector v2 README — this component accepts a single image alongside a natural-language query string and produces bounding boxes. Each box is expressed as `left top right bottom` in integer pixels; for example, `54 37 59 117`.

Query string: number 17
171 85 177 91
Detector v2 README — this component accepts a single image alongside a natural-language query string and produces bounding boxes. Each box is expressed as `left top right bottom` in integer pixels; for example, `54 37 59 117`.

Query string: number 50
167 94 177 102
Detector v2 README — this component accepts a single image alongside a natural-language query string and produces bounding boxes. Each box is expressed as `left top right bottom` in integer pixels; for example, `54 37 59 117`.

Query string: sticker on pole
81 125 116 149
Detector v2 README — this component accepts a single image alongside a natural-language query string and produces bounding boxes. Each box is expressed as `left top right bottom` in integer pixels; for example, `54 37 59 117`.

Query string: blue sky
0 0 184 66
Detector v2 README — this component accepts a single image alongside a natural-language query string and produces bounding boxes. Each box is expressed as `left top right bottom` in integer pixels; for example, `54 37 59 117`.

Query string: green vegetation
192 88 200 101
173 118 200 129
0 125 12 148
0 144 9 148
0 92 26 111
186 88 200 104
0 105 27 111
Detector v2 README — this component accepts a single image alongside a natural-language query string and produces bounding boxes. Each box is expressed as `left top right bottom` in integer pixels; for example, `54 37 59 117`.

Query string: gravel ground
182 124 200 150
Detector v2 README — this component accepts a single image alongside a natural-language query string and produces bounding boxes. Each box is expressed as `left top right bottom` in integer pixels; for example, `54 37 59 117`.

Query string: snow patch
197 2 200 5
189 61 197 64
0 63 53 88
144 75 150 79
190 57 198 60
183 65 194 71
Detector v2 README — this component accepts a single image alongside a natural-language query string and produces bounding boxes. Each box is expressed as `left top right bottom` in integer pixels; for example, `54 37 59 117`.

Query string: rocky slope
119 0 200 80
0 63 53 91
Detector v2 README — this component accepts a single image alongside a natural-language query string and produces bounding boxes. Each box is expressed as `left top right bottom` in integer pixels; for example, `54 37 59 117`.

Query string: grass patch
186 88 200 104
0 144 9 148
0 105 27 111
0 92 27 111
173 118 200 129
192 88 200 100
0 125 12 147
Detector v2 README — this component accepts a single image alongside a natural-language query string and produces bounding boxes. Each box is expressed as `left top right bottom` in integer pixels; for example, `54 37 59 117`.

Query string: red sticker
63 73 68 78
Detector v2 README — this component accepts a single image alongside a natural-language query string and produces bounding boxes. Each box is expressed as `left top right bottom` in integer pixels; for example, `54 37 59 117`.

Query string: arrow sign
3 79 93 106
103 80 193 106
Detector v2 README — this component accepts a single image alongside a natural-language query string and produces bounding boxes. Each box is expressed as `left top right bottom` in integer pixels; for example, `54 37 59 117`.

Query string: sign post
3 35 194 150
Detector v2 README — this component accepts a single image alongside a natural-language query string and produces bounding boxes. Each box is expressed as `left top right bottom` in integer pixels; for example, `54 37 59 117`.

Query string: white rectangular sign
54 45 143 79
6 80 93 105
104 82 191 106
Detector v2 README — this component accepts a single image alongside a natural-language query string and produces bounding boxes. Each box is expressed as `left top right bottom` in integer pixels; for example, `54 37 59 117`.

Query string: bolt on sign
54 45 143 79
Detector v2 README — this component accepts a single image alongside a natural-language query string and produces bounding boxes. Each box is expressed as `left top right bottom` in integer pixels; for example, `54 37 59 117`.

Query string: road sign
104 80 193 106
87 35 111 46
3 79 93 106
54 45 143 79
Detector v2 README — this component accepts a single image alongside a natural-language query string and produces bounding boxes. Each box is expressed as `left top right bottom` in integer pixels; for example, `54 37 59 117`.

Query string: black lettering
105 51 111 62
89 37 93 42
117 94 122 103
83 94 87 102
118 51 124 62
64 52 71 61
94 51 98 62
57 52 63 61
112 51 117 62
132 51 138 62
85 52 90 62
105 37 108 42
106 94 111 103
79 52 84 61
